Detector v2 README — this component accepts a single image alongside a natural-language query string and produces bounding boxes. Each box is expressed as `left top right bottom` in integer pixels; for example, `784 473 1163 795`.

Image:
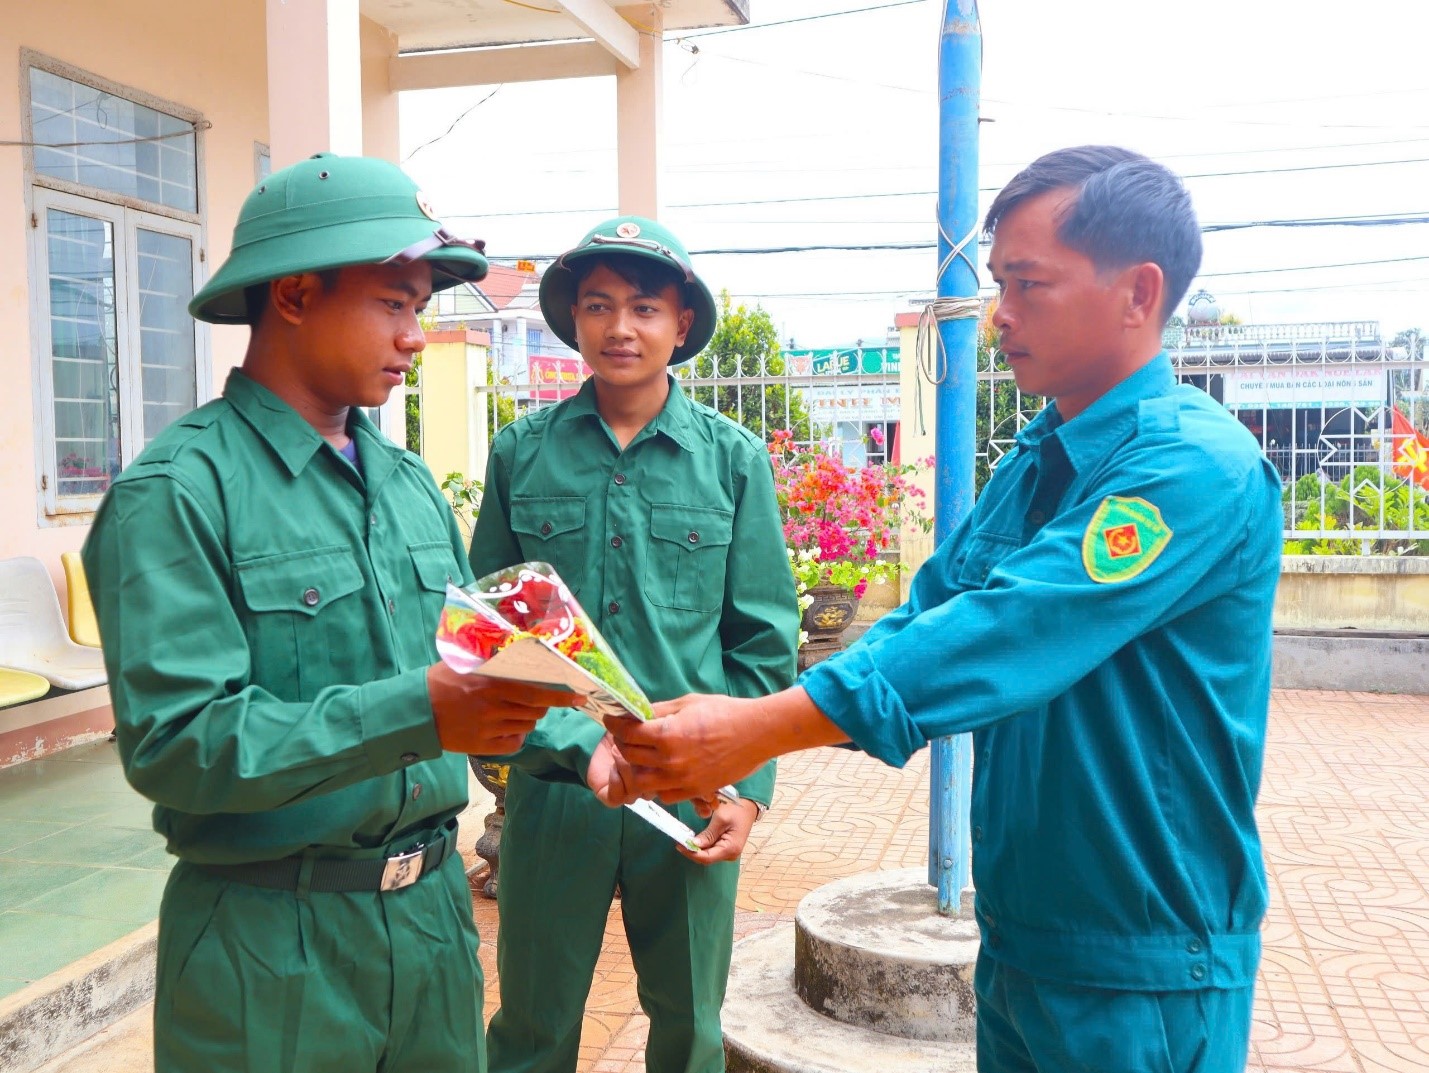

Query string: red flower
454 615 510 660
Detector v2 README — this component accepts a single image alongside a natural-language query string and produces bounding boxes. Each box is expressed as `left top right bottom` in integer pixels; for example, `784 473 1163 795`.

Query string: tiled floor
0 739 167 999
473 689 1429 1073
13 688 1429 1073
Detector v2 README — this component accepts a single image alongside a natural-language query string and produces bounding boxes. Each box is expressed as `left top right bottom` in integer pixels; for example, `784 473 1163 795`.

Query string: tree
684 291 819 444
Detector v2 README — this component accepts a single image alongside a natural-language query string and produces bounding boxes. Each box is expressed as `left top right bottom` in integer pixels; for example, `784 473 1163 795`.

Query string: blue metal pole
929 0 981 916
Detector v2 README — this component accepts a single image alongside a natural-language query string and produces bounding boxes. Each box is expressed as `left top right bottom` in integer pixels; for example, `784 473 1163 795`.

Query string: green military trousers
154 852 484 1073
975 955 1254 1073
487 768 740 1073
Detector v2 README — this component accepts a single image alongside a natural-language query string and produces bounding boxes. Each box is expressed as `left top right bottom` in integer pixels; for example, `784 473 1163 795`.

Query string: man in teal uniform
603 147 1283 1071
471 217 799 1073
82 153 570 1073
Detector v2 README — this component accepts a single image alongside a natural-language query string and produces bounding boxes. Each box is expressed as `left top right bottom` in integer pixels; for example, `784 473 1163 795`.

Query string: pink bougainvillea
769 430 932 594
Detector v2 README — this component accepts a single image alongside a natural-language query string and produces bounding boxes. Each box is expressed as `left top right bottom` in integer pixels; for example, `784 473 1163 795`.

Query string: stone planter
799 583 861 671
468 759 508 898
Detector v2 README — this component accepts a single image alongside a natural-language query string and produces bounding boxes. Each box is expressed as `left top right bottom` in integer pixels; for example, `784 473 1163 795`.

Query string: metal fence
468 331 1429 551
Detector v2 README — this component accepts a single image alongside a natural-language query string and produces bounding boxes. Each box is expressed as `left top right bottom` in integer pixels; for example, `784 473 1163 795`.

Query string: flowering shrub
769 430 932 598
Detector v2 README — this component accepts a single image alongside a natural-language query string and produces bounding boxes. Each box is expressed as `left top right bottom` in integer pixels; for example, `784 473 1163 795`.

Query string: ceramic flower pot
799 582 861 671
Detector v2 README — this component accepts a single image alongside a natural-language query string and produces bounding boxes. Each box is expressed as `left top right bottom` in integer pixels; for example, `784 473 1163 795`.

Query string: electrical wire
404 86 503 163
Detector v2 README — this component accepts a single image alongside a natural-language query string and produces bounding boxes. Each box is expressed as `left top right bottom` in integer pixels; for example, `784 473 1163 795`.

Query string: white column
266 0 364 168
361 15 401 162
614 4 663 218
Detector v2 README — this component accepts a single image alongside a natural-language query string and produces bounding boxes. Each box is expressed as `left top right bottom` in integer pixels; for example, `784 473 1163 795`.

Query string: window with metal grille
25 57 208 517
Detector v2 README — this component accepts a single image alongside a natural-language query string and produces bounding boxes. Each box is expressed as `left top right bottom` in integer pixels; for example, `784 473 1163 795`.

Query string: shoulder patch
1082 496 1172 584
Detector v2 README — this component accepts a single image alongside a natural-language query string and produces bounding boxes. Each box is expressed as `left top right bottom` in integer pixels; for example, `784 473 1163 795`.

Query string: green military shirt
470 376 799 805
82 370 474 865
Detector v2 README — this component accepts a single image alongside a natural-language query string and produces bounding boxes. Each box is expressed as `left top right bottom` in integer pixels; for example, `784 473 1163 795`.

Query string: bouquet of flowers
437 561 653 722
435 562 718 850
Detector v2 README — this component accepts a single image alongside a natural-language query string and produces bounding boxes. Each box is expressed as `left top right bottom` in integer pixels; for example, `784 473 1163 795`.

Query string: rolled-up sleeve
802 438 1264 767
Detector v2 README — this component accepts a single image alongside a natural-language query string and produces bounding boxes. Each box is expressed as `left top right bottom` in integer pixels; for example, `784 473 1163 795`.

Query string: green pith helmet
189 153 489 324
538 216 716 365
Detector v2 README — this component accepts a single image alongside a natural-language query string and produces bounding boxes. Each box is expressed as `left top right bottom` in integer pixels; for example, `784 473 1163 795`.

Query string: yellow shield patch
1082 496 1172 584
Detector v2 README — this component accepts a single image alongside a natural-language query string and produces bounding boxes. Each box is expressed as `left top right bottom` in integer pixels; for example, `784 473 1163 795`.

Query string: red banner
1391 408 1429 491
528 355 588 401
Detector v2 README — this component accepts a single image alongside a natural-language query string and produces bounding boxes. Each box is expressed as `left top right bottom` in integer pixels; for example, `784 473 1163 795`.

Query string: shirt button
387 598 397 615
540 521 553 535
1186 938 1203 954
613 473 627 486
412 782 423 801
1029 510 1046 525
972 825 983 842
370 512 378 527
1190 964 1207 981
608 601 620 615
400 752 419 765
611 536 623 548
687 531 700 544
302 587 320 607
987 933 1002 950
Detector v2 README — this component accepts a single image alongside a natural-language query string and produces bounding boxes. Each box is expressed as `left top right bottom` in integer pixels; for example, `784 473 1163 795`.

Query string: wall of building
0 0 268 588
895 320 937 600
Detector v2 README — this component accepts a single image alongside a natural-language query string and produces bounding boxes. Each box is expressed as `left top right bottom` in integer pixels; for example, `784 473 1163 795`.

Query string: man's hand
427 662 577 755
679 798 759 865
603 687 847 804
585 733 635 806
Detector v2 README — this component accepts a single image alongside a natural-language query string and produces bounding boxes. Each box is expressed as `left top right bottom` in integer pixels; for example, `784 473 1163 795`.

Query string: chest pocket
646 504 734 613
235 546 365 701
509 497 588 593
957 532 1021 588
410 541 461 632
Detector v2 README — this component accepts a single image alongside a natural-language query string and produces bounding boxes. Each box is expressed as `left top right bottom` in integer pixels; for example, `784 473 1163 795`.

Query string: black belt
196 821 457 893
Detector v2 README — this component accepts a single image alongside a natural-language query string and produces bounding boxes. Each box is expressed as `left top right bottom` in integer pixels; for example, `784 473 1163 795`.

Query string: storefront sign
787 347 901 376
805 383 901 423
1221 366 1386 410
528 355 586 401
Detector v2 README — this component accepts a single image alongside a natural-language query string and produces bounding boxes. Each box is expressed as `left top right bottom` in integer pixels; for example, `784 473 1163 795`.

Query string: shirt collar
223 368 402 478
559 375 696 453
1015 352 1174 474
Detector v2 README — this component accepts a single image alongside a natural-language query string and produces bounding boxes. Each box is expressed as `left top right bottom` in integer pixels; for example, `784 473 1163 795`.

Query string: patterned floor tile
466 689 1429 1072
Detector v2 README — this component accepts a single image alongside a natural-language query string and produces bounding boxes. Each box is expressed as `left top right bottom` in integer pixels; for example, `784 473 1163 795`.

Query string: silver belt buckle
380 843 425 891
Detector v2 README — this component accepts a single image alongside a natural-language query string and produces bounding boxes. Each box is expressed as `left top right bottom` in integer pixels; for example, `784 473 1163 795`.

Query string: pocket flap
650 504 734 552
236 547 364 615
510 497 587 541
410 542 459 593
957 532 1019 586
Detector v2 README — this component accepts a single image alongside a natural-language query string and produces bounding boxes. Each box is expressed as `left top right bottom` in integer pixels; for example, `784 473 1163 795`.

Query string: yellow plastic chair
0 668 50 709
60 551 102 649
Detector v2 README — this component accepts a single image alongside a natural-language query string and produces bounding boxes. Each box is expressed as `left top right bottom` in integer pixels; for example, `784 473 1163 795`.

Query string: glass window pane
47 208 119 498
136 229 197 444
30 68 197 213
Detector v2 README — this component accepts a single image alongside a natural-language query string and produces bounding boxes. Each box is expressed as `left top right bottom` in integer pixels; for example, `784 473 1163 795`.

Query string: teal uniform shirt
802 354 1283 992
473 375 799 800
82 369 474 863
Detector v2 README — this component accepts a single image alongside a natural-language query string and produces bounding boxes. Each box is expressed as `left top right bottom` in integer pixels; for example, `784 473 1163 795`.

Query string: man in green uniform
82 152 570 1073
603 148 1283 1072
470 216 800 1073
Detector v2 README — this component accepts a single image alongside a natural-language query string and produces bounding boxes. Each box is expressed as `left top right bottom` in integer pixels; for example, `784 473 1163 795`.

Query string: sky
398 0 1429 349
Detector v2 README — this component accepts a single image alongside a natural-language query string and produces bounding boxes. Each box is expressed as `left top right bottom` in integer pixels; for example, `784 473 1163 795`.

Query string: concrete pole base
723 868 980 1072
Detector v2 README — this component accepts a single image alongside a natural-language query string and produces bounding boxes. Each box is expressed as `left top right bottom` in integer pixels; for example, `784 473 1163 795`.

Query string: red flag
1391 408 1429 491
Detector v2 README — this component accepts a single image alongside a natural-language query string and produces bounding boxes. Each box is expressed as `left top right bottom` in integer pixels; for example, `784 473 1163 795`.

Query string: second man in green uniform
472 217 801 1073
